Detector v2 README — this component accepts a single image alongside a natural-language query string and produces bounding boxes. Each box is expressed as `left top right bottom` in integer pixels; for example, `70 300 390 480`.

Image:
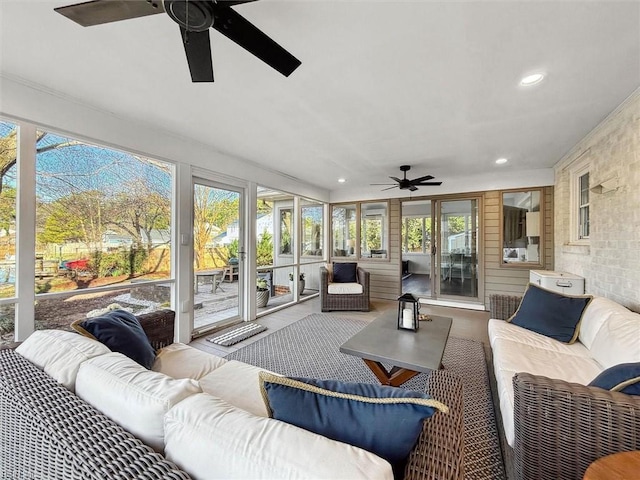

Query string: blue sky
1 120 171 202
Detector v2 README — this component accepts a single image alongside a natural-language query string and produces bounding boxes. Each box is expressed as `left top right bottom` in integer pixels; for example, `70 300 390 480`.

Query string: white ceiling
1 1 639 197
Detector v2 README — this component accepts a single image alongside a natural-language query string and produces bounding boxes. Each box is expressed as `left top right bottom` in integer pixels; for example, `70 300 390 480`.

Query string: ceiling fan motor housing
164 0 214 32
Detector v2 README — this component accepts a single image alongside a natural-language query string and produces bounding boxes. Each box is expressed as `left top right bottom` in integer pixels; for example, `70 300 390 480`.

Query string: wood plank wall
338 188 554 308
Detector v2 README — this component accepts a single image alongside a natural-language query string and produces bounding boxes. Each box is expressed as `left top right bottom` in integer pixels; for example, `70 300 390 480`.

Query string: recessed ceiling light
338 178 346 183
520 73 545 86
495 158 508 165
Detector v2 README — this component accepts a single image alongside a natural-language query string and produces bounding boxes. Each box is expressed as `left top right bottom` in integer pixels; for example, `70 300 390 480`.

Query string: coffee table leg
363 359 420 387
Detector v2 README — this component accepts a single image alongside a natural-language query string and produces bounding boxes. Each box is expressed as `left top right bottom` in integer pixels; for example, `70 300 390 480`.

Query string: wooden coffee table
339 311 452 387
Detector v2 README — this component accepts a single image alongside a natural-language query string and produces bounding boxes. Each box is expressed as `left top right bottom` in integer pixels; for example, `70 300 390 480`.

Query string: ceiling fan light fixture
495 158 508 165
520 73 545 86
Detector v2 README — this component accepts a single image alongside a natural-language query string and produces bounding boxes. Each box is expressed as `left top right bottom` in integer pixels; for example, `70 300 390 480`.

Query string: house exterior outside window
402 217 431 254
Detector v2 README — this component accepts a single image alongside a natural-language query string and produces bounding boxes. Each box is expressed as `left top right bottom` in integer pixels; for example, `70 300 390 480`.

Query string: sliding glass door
192 179 243 336
401 197 480 303
436 199 479 300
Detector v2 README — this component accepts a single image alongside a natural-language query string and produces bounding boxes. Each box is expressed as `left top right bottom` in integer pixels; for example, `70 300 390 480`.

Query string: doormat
207 322 267 347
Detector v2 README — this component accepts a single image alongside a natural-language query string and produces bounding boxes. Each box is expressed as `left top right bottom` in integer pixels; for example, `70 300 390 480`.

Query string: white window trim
568 154 590 245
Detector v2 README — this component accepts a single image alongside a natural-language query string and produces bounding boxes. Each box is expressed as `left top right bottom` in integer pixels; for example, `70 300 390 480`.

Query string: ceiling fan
372 165 442 192
54 0 302 83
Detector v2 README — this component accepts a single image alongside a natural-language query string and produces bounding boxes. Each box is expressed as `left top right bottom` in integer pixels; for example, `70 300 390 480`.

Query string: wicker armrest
512 372 640 480
0 349 191 479
320 266 329 289
405 370 464 480
357 267 370 291
489 294 522 320
137 309 176 350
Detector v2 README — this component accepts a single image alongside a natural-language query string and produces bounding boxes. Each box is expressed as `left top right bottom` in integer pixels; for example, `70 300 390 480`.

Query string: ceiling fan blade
180 27 214 82
410 175 434 183
389 176 402 183
409 186 419 192
370 183 397 186
414 182 443 186
382 185 398 191
54 0 164 27
212 6 301 77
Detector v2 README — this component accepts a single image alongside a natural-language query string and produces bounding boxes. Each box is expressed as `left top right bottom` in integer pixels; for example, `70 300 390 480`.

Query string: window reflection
502 190 542 265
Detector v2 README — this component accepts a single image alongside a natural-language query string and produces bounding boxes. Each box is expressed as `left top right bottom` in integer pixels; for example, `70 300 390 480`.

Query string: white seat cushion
327 282 363 295
76 352 201 452
164 393 393 480
589 310 640 370
491 334 602 447
16 330 110 392
153 343 227 380
199 360 279 417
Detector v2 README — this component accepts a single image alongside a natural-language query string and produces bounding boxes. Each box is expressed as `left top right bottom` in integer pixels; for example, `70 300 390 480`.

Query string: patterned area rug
226 313 506 480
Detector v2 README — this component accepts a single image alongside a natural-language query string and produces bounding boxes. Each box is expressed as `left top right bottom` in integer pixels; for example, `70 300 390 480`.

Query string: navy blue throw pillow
76 310 156 369
588 363 640 395
259 372 448 479
508 283 592 344
332 262 357 283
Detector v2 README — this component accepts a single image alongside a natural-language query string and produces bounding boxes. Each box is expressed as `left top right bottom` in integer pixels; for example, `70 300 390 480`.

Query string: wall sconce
590 177 619 194
525 211 540 237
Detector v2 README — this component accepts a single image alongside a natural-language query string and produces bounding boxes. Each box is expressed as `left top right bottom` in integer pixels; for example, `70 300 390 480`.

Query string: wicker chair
320 265 370 312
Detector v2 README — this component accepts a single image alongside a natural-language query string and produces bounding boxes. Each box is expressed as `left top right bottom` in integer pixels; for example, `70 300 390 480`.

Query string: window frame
330 201 390 262
569 155 591 245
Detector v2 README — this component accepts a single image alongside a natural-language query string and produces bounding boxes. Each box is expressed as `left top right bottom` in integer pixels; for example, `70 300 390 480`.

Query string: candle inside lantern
402 308 413 328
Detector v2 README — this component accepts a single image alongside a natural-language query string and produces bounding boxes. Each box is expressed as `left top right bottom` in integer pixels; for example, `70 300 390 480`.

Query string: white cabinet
529 270 585 295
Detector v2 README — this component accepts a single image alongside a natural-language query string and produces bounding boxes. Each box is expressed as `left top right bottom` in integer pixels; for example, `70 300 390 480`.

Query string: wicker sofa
320 265 370 311
489 293 640 480
1 310 465 480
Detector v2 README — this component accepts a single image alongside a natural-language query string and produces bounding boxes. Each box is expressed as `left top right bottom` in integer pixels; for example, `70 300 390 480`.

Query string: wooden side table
223 264 239 282
583 451 640 480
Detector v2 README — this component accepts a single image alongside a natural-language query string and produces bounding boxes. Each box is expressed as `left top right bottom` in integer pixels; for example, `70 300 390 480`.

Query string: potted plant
288 272 305 294
228 239 239 265
256 277 269 308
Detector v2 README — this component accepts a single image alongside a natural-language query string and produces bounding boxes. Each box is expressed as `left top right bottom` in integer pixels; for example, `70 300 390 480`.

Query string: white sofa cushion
579 296 633 350
199 360 279 417
153 343 227 380
589 310 640 370
16 330 110 392
75 352 201 452
164 393 393 480
489 319 592 358
327 282 363 295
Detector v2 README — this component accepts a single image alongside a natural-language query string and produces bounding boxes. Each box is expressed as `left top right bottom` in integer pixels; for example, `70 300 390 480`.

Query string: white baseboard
419 298 486 311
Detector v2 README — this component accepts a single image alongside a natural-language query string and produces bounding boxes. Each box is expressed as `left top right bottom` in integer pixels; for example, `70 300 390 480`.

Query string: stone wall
554 89 640 311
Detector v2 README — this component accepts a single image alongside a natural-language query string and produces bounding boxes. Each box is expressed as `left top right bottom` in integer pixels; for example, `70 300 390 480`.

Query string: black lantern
397 293 419 331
